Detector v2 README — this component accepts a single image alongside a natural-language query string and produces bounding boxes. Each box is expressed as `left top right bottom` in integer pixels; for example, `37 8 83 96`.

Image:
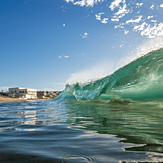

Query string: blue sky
0 0 163 91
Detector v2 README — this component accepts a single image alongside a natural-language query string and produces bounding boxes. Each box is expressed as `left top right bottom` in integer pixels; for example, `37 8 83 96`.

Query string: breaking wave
58 48 163 101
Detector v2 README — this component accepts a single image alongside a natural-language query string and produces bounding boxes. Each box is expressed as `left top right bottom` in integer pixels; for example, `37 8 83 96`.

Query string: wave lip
58 48 163 101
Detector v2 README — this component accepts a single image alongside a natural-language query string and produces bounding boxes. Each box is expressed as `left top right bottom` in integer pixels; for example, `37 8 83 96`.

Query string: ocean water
0 48 163 162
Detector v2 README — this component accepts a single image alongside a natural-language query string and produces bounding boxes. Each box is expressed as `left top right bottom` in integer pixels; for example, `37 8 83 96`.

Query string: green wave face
60 48 163 101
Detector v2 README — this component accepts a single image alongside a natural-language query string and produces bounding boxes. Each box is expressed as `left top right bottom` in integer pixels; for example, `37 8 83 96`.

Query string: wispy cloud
115 23 124 29
58 55 69 59
151 20 157 23
64 55 69 58
109 0 123 11
81 32 88 38
133 22 147 31
150 4 154 10
65 0 163 39
114 3 128 16
65 0 104 7
101 18 108 24
126 15 142 24
95 13 108 24
136 3 143 8
110 0 130 22
140 23 163 38
65 0 74 3
124 30 129 34
109 0 163 38
147 15 153 19
95 12 104 21
111 18 119 22
133 22 163 38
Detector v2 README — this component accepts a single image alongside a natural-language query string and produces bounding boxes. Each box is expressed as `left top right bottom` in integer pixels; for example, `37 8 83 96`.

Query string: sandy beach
0 95 49 102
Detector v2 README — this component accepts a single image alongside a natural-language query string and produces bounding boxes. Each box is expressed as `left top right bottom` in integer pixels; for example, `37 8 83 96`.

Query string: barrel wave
59 48 163 101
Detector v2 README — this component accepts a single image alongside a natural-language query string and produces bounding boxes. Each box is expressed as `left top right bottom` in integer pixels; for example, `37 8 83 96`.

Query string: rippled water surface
0 99 163 162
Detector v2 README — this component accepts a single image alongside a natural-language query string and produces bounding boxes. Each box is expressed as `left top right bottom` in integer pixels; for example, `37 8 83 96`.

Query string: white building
8 87 37 99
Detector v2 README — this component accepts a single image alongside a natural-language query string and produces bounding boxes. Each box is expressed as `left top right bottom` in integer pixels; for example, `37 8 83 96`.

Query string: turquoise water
0 99 163 162
62 48 163 100
0 48 163 162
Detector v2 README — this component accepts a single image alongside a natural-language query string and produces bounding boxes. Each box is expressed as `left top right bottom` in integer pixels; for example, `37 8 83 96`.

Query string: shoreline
0 96 51 103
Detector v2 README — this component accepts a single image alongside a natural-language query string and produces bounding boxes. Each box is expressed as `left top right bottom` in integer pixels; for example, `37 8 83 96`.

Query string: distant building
8 87 37 99
37 91 62 99
37 91 46 99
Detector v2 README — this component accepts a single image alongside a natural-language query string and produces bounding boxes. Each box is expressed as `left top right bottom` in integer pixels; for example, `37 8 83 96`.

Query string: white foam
66 63 116 85
119 36 163 67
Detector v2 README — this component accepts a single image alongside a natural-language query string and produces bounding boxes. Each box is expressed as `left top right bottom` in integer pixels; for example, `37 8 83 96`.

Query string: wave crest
58 48 163 101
